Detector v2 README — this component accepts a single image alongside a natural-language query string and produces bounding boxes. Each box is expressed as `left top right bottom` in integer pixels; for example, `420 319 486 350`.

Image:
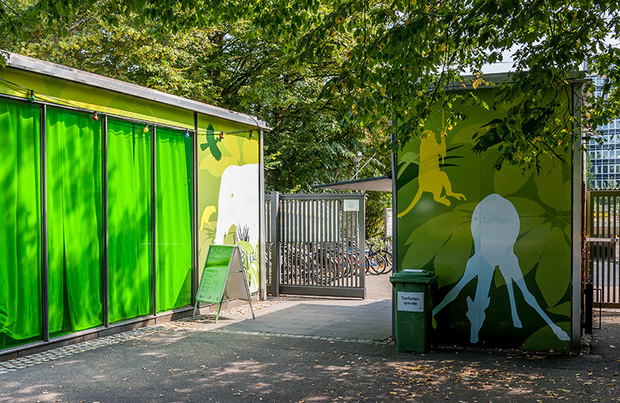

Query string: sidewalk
197 271 393 342
209 297 392 342
0 275 619 402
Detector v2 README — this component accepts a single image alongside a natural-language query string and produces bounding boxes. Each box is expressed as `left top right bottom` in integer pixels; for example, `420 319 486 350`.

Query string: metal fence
587 190 620 308
266 193 365 298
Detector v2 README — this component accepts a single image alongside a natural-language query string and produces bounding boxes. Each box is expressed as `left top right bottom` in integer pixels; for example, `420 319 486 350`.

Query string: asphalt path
0 273 619 402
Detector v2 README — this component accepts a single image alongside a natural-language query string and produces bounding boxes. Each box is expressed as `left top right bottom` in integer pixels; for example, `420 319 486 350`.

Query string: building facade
0 53 268 356
587 75 620 189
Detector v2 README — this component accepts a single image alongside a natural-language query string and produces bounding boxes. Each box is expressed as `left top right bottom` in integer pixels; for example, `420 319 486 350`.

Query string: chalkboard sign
196 245 234 304
193 245 255 322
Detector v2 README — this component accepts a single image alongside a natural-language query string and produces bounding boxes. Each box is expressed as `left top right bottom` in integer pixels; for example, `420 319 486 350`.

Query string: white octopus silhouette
432 193 569 343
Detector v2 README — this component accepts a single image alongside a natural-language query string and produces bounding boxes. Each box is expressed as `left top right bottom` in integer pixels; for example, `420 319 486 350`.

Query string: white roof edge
4 52 271 130
448 70 586 90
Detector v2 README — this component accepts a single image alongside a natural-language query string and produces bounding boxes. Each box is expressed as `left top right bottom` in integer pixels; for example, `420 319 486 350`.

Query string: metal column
192 114 199 305
102 115 109 327
259 129 267 300
151 125 157 315
40 104 49 342
270 192 281 297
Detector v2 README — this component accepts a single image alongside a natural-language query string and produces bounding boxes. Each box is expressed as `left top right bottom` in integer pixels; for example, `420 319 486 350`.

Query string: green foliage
4 0 614 174
247 0 620 172
9 12 220 101
0 0 392 208
10 0 612 233
365 191 391 240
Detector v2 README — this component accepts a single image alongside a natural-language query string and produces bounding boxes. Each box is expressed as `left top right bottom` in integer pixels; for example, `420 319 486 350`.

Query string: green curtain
156 127 192 312
47 107 103 337
0 99 42 349
108 119 152 323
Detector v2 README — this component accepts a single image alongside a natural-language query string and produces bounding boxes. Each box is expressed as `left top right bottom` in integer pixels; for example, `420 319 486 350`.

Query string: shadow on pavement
590 308 620 360
216 299 393 341
2 306 620 402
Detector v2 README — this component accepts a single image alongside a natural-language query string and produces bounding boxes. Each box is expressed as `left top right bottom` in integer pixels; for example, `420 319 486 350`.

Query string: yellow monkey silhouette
398 129 465 218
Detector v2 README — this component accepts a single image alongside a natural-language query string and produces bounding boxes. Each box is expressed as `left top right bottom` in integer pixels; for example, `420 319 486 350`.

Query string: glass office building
587 75 620 189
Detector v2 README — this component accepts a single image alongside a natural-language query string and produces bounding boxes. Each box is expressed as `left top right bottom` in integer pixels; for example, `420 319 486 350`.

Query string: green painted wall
397 87 574 351
0 68 195 129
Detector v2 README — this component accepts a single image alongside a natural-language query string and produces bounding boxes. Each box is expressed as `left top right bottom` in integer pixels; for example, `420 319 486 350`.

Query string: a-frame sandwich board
193 244 255 322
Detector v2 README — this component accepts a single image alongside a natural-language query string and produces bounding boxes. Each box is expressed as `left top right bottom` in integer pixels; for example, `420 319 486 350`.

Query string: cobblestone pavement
1 273 394 375
0 299 274 374
0 328 161 374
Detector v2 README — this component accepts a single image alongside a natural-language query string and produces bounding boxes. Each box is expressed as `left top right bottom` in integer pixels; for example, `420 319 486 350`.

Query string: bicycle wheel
364 255 371 274
312 266 336 285
375 253 388 274
380 251 392 274
368 253 386 275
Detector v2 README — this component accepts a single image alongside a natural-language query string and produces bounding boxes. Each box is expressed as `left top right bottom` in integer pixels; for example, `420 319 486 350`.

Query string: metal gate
587 190 620 308
266 193 365 298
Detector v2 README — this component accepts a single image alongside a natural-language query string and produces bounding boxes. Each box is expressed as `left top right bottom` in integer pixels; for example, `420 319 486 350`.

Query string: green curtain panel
108 119 152 323
47 107 103 337
156 127 192 312
0 99 42 349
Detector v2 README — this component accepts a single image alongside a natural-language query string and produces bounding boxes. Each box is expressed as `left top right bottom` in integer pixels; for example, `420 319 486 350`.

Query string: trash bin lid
389 270 437 284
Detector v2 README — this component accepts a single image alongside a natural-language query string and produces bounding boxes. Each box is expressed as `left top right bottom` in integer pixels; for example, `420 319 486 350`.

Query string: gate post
584 282 593 334
271 192 280 297
259 129 267 300
358 194 366 298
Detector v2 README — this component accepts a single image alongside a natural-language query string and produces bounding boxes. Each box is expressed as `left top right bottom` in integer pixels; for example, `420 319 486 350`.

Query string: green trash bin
390 269 437 353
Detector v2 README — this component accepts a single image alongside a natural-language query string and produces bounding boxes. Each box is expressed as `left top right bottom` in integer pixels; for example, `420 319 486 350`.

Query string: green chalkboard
196 245 235 304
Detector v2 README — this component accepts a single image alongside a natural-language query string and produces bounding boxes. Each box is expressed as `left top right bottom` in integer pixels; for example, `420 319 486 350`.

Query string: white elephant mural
214 163 260 292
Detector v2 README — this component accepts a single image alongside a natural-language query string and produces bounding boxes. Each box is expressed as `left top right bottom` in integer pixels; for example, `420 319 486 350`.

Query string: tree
15 1 619 238
197 0 615 172
270 0 620 172
0 0 391 195
6 1 617 173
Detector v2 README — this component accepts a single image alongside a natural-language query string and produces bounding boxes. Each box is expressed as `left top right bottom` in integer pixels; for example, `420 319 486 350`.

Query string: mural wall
197 115 261 293
397 87 574 351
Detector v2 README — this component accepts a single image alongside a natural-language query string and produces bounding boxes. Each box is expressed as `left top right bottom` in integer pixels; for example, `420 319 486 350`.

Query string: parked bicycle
279 242 362 285
378 239 393 269
365 241 392 275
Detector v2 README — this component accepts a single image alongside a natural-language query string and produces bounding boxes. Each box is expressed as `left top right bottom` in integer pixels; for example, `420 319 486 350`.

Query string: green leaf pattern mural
397 89 573 351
